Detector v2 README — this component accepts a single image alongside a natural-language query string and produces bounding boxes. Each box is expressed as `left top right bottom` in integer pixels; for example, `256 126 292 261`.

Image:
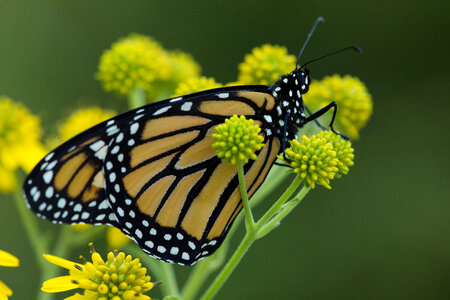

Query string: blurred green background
1 0 449 299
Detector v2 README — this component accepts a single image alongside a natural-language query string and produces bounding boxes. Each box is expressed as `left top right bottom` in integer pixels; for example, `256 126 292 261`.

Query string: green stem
237 161 255 231
39 226 74 300
181 238 228 300
256 186 310 239
12 187 47 268
182 259 211 300
256 175 303 228
181 166 290 299
160 263 180 297
128 87 146 110
70 226 107 247
199 230 257 300
198 175 304 300
249 166 291 208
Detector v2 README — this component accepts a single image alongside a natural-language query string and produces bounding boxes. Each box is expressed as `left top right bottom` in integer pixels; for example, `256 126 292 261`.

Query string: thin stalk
199 230 256 300
160 263 180 297
256 186 310 239
256 175 302 228
128 87 146 109
38 226 74 300
248 165 291 209
181 238 228 300
237 161 255 231
12 187 47 268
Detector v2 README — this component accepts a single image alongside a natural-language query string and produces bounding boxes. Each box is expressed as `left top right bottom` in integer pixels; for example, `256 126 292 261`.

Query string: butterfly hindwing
23 124 119 226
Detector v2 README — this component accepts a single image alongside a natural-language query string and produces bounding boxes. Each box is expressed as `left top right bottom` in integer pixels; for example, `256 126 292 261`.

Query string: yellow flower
0 96 47 193
42 243 154 300
151 51 202 100
172 76 222 97
278 131 356 189
317 131 354 176
237 44 296 85
303 75 373 139
96 33 171 97
167 51 201 86
212 115 265 165
54 107 116 146
106 227 131 250
0 249 19 299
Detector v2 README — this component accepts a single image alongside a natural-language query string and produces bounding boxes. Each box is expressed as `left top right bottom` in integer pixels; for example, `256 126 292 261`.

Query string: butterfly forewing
24 86 281 265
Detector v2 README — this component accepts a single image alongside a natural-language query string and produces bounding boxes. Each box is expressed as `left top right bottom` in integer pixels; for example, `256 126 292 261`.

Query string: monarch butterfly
23 17 358 265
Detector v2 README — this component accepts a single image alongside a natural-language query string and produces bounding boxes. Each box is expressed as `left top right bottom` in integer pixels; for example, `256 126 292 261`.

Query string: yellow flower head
303 75 373 139
317 131 355 176
279 131 355 189
167 51 201 85
42 243 154 300
173 76 222 97
0 249 19 299
0 96 47 193
237 44 296 85
106 227 131 250
56 107 116 144
96 33 171 97
212 115 265 165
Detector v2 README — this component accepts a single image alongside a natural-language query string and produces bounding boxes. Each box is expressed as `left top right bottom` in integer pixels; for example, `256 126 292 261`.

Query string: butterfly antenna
300 46 362 69
296 16 325 69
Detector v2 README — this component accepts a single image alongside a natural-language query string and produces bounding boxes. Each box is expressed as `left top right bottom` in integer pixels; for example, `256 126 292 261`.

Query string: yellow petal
43 254 82 271
0 280 13 297
41 275 79 293
0 250 19 267
64 293 91 300
106 227 131 249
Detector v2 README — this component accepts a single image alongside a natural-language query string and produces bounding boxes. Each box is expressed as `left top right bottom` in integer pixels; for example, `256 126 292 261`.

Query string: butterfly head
269 67 311 130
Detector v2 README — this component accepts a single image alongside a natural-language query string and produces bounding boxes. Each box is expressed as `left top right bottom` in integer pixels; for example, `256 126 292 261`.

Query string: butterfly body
23 68 312 265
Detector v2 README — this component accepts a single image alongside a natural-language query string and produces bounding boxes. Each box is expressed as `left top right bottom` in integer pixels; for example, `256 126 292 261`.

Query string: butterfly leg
304 104 327 130
273 113 293 167
281 113 291 161
305 101 349 140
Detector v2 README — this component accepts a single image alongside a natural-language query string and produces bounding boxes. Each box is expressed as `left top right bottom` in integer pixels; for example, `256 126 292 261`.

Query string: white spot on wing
153 106 170 116
95 147 107 160
43 171 53 184
130 123 139 135
44 152 54 162
181 102 192 111
217 93 229 99
45 187 54 198
90 140 105 152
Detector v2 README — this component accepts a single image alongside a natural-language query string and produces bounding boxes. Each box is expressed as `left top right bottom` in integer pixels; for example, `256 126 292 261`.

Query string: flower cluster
97 33 200 101
42 243 154 300
212 115 265 165
48 106 116 148
0 96 46 193
237 44 296 85
0 249 19 299
173 76 222 97
303 75 373 139
279 131 354 189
